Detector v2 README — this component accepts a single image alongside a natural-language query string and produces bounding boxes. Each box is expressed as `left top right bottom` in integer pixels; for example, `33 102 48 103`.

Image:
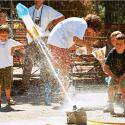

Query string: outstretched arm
11 45 24 56
46 16 65 31
103 64 118 82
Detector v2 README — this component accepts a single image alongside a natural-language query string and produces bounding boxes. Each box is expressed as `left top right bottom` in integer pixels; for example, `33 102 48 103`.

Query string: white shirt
0 39 22 68
47 17 87 49
27 5 63 43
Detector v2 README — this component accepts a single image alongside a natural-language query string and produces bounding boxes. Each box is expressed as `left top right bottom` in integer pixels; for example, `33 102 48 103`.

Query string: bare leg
119 86 125 101
103 85 118 112
5 88 11 102
108 85 118 102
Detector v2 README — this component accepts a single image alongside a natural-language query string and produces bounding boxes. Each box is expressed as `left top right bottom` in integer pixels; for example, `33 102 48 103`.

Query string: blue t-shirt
105 48 125 77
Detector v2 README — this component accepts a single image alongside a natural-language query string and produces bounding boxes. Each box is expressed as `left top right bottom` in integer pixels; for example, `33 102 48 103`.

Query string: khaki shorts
0 66 13 89
108 77 125 88
49 45 72 74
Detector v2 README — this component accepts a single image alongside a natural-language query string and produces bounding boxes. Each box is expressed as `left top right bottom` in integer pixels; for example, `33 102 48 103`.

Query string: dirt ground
1 84 125 125
1 67 124 125
0 84 108 125
0 103 66 125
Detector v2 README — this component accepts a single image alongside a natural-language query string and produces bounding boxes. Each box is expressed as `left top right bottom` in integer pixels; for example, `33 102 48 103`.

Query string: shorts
108 77 125 88
0 66 13 89
49 45 72 74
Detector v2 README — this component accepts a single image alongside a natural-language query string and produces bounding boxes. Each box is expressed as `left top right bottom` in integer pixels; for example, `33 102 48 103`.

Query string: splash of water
34 37 72 103
16 3 72 104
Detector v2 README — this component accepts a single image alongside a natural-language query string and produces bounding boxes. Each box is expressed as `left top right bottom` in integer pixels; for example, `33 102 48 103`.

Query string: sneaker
7 98 16 105
103 103 114 113
0 108 2 112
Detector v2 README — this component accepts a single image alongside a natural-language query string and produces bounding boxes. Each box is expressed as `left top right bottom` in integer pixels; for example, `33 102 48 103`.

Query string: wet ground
0 84 108 125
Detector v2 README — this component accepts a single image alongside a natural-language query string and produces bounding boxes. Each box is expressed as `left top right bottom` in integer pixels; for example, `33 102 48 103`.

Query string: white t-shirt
47 17 87 49
0 39 22 68
28 5 63 43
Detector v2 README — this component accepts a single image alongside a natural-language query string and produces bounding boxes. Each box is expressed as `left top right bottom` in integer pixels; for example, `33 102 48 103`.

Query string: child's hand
11 45 24 56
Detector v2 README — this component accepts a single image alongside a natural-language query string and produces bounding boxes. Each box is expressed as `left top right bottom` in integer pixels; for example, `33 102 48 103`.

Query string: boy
47 14 102 90
110 31 122 47
0 10 16 105
99 31 122 67
103 33 125 112
0 25 23 109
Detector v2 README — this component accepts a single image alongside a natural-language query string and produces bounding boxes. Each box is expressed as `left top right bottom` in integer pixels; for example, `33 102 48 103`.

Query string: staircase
70 52 105 90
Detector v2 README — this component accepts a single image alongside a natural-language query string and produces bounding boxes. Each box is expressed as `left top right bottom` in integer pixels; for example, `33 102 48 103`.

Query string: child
0 24 23 109
103 33 125 113
110 31 122 47
0 10 15 105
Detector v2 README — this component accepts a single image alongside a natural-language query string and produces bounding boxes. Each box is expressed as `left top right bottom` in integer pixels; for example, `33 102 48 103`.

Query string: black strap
32 5 43 26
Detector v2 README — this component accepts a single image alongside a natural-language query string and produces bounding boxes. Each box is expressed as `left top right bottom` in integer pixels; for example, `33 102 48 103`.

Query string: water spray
15 3 125 124
16 3 88 124
16 3 71 103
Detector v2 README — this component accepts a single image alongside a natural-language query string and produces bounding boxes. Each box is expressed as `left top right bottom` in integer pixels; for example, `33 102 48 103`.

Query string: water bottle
16 3 29 18
105 76 111 85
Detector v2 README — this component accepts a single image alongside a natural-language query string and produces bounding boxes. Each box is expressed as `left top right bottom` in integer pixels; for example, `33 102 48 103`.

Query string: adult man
21 0 64 95
47 14 102 92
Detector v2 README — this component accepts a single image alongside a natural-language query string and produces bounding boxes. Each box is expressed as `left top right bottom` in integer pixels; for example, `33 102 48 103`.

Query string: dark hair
0 24 10 33
85 14 102 31
110 31 122 38
0 10 7 16
116 33 125 40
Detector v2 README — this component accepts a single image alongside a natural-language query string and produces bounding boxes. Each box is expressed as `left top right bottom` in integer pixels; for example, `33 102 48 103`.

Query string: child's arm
103 64 118 83
11 45 24 56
